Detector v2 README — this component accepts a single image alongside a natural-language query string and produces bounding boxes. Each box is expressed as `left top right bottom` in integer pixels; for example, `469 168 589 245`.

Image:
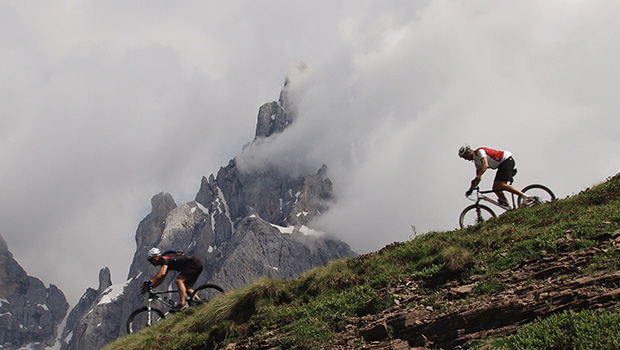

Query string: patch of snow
271 224 294 234
0 298 9 306
37 303 49 311
207 245 216 253
196 202 209 213
211 186 233 234
270 223 324 237
98 278 132 305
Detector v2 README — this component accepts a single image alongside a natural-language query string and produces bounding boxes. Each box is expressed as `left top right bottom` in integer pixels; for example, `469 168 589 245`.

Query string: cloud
238 1 620 253
1 1 619 304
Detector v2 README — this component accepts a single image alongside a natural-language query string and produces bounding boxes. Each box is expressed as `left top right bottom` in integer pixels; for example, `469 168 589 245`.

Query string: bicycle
126 283 224 334
459 183 555 229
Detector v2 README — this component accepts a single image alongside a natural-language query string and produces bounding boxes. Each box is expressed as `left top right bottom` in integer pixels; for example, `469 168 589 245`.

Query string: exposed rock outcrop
352 230 620 349
0 233 68 350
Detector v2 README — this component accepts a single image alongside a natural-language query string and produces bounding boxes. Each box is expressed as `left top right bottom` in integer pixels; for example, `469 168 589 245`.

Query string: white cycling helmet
146 247 161 260
458 144 471 158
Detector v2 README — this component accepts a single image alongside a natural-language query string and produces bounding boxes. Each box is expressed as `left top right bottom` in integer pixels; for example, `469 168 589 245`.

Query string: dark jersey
157 253 201 272
155 252 204 286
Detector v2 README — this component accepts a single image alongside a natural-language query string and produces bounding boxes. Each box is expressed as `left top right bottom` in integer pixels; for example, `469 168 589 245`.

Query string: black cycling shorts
179 257 203 287
495 157 515 182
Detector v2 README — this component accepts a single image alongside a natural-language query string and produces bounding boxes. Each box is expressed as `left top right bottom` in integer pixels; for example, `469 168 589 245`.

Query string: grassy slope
104 173 620 350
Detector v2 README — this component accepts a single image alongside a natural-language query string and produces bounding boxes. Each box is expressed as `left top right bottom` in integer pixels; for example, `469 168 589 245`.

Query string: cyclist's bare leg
493 181 525 201
175 276 188 307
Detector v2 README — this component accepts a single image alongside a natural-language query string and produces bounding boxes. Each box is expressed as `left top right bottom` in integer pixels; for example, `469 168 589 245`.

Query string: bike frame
144 289 178 312
467 186 517 211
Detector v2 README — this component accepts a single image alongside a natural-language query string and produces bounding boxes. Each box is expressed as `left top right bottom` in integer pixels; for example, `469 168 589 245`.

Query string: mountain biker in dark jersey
458 145 532 208
143 248 203 310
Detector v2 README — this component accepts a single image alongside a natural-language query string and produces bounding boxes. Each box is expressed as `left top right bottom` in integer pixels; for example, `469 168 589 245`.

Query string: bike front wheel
459 204 496 229
126 307 165 334
189 284 225 307
519 184 556 207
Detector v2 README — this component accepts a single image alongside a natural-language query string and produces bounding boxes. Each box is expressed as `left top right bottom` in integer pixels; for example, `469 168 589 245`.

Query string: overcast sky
2 1 619 305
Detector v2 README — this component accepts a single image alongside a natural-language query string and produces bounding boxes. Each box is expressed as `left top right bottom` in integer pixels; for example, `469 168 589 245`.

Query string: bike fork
146 299 153 326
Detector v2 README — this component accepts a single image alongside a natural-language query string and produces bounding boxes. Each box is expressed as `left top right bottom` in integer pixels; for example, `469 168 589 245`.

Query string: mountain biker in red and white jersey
458 145 532 208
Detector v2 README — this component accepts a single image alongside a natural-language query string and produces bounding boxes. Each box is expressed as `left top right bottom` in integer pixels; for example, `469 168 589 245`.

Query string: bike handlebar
465 186 479 199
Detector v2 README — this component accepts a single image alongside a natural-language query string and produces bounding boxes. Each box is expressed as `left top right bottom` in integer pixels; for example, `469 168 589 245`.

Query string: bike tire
126 307 165 334
189 284 224 307
459 204 496 229
519 184 556 207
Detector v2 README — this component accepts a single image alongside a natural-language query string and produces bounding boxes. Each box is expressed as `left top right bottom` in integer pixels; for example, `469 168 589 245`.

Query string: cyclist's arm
150 265 168 288
476 156 488 178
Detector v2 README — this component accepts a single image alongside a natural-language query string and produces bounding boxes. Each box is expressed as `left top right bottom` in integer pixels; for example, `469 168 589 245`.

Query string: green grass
493 308 620 350
103 173 620 350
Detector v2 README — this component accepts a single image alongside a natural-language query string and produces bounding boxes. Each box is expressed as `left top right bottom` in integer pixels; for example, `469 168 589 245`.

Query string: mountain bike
126 283 224 334
459 184 555 229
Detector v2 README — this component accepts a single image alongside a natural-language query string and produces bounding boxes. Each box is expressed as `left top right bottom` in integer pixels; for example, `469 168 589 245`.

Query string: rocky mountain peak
254 61 306 140
58 71 355 350
98 267 112 294
129 192 178 278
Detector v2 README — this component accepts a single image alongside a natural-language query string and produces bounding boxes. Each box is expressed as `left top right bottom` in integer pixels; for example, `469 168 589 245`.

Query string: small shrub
473 277 506 295
439 245 472 272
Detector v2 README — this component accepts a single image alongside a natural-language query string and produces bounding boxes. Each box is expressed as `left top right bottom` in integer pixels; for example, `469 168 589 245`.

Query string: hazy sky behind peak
1 1 619 304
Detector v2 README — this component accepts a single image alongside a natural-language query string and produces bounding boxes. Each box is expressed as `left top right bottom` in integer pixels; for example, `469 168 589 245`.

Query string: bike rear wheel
189 284 225 307
519 184 555 207
459 204 496 229
126 307 165 334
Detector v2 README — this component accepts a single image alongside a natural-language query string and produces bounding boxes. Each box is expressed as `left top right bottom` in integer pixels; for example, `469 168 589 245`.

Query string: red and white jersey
474 147 512 169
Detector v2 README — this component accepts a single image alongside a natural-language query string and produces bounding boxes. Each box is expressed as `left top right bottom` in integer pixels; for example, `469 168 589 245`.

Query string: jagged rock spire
254 61 307 139
60 64 355 350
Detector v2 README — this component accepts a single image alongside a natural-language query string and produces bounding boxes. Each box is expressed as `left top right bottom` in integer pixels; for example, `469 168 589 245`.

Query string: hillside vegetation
104 173 620 350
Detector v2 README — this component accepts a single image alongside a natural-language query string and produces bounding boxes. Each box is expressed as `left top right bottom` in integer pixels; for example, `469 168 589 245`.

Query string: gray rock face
59 268 119 350
0 233 68 350
255 101 292 139
61 69 356 349
212 215 354 288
